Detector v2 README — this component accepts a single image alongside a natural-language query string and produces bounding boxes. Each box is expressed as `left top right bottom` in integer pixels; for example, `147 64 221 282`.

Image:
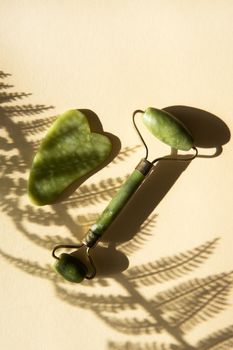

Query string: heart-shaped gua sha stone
28 109 112 205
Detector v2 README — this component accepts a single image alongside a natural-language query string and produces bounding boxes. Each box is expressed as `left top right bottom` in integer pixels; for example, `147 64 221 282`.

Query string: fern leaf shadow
197 325 233 349
0 71 233 350
125 239 219 286
108 342 182 350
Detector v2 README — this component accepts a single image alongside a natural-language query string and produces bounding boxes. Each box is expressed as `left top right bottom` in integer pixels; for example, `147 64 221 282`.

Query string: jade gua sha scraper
28 107 198 283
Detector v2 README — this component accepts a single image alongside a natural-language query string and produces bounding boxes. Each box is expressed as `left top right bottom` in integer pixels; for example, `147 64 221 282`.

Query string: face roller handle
82 158 153 248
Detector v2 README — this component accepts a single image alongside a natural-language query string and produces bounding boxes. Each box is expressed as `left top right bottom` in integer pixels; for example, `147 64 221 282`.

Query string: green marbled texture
143 107 193 151
90 169 145 237
54 253 87 283
28 109 112 205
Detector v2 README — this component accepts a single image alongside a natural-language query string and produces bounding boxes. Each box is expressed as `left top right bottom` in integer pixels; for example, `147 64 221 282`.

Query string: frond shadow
0 71 11 78
55 283 136 313
197 325 233 350
108 342 181 350
125 239 219 286
110 145 142 165
61 175 128 209
152 272 233 332
1 104 53 117
0 248 60 283
0 71 232 350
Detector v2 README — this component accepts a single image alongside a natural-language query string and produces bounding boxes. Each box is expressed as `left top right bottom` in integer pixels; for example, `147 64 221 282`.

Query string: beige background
0 1 233 349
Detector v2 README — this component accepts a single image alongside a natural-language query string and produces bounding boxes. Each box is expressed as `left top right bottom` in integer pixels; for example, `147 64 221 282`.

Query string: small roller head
54 253 88 283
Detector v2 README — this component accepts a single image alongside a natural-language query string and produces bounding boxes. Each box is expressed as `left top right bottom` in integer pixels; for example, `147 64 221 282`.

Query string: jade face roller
28 107 198 283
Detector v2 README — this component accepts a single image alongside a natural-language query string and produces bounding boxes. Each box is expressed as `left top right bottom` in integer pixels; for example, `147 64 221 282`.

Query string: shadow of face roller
95 106 231 276
72 245 129 277
163 105 231 157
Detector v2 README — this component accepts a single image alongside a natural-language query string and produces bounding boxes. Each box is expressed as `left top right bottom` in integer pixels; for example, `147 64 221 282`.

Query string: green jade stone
90 169 145 238
54 253 87 283
28 109 112 205
143 107 193 151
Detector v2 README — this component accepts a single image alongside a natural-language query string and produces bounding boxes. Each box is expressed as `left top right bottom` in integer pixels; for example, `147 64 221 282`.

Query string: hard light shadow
163 105 231 158
0 71 233 350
